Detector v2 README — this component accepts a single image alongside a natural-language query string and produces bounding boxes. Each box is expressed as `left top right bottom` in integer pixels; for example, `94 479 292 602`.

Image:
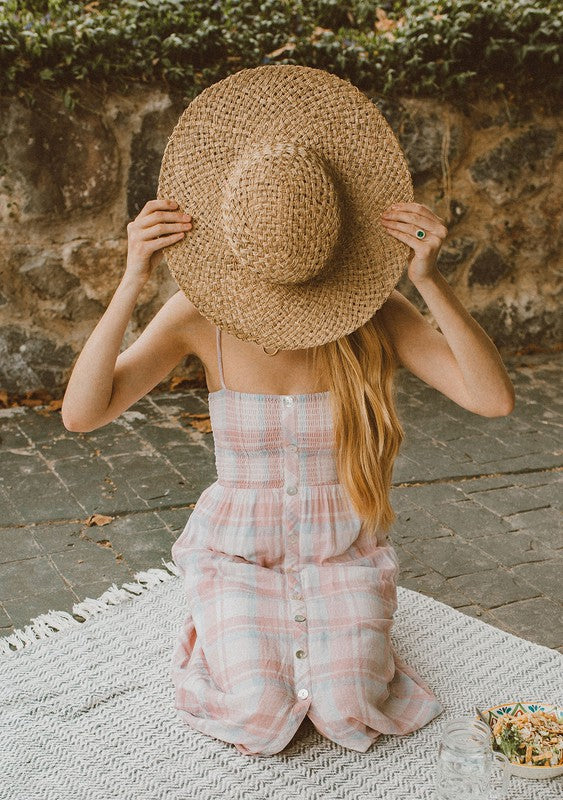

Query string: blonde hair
308 313 404 538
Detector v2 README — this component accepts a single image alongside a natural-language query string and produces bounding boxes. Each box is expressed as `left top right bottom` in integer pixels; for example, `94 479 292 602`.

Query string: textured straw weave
1 562 561 800
157 64 414 351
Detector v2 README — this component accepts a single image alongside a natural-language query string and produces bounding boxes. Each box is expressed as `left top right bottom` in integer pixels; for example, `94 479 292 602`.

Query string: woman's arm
61 276 144 431
390 270 515 417
61 198 193 431
380 202 515 417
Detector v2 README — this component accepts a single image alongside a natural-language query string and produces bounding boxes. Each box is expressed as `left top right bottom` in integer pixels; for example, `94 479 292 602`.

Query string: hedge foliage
1 0 561 112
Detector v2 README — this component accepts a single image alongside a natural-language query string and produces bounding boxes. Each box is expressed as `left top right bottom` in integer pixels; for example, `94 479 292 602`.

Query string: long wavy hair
307 312 404 539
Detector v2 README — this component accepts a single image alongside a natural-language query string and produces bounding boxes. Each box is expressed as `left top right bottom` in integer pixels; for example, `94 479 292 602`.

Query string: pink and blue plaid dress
170 325 443 756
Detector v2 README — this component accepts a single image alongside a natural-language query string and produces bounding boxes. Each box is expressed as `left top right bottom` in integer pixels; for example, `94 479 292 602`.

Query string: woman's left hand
380 202 448 284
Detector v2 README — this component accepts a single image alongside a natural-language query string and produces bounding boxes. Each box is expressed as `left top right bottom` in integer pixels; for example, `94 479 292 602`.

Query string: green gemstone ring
416 229 426 239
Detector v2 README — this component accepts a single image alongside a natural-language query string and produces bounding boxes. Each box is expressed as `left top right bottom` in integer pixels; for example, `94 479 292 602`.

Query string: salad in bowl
475 701 563 780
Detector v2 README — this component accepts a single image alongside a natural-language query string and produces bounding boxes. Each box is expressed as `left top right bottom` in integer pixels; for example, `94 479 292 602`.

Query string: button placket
282 397 310 703
283 396 298 498
293 634 311 702
282 396 300 561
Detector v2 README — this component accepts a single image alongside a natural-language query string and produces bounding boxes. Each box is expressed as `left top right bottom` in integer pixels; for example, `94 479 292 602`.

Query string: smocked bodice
208 389 339 488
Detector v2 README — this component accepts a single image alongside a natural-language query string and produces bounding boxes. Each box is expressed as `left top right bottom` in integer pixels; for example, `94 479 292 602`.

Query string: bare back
192 312 330 396
82 285 492 435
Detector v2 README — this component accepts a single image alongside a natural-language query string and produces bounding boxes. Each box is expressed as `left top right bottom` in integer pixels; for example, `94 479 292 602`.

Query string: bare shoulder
378 288 417 319
165 289 202 323
377 287 450 367
377 289 429 343
162 290 210 358
376 288 478 411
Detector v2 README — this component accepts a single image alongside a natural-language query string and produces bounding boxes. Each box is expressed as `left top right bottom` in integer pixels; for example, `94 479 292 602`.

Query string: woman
62 66 515 756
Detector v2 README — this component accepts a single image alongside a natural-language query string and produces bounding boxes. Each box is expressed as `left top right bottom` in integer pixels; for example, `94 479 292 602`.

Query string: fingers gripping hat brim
157 64 413 350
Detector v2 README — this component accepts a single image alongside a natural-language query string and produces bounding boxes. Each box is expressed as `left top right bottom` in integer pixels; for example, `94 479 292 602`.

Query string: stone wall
0 85 560 397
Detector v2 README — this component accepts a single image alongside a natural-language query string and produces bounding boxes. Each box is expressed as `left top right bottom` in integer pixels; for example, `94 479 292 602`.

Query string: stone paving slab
0 351 561 653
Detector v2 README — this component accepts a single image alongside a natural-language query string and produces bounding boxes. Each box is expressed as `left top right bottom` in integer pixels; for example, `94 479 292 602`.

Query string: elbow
61 391 106 432
61 406 96 433
484 388 516 418
499 385 516 416
485 404 513 418
62 416 93 433
62 410 110 433
61 408 77 432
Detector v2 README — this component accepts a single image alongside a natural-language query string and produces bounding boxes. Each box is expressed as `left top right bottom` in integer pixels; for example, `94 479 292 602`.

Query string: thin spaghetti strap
215 326 227 390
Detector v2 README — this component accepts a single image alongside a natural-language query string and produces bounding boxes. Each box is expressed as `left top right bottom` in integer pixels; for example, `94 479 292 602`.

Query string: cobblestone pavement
0 351 561 652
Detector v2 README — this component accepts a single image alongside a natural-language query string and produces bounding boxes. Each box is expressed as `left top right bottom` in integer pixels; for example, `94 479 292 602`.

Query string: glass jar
434 717 512 799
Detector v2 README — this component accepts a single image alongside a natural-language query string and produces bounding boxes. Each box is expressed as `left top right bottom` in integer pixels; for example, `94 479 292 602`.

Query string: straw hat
157 64 413 352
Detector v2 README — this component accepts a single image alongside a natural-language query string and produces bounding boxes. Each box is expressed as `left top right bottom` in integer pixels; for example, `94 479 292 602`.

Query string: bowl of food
475 701 563 780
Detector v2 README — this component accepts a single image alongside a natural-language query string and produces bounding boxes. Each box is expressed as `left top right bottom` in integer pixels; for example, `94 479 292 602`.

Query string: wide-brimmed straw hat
157 64 413 351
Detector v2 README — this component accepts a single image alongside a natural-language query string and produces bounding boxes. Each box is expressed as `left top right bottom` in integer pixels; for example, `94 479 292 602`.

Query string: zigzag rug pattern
0 560 561 799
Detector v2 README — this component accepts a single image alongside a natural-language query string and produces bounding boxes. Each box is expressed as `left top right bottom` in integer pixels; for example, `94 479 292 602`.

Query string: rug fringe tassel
0 557 182 656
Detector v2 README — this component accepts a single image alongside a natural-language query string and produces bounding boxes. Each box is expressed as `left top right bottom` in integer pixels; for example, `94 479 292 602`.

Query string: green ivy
1 0 560 113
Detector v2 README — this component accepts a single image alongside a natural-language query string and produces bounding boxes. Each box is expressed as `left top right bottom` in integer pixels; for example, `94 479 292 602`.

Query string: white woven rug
0 560 561 800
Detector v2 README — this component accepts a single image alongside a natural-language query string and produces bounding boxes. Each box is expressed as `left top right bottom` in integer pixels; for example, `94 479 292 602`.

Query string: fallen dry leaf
266 42 297 58
169 375 193 391
34 398 63 416
375 8 396 32
180 411 212 434
0 389 66 409
309 26 333 43
23 398 46 408
84 513 114 527
375 9 405 33
168 368 207 392
513 342 562 355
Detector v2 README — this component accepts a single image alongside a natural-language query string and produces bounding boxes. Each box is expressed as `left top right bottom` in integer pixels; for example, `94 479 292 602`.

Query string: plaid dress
170 326 443 756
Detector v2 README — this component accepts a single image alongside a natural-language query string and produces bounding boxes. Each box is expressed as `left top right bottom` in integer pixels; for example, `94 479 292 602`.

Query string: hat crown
221 141 341 286
157 64 414 349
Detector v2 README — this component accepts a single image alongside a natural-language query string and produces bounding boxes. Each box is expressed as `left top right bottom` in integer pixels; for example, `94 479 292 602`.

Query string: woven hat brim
158 65 413 350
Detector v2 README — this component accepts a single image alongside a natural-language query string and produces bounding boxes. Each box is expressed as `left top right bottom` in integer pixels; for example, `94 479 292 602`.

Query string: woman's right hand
124 198 192 286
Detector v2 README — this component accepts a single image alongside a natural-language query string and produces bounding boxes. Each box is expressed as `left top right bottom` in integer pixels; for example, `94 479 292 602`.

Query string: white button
297 689 309 700
295 649 307 659
286 486 297 495
287 443 298 451
294 613 306 622
284 396 294 406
